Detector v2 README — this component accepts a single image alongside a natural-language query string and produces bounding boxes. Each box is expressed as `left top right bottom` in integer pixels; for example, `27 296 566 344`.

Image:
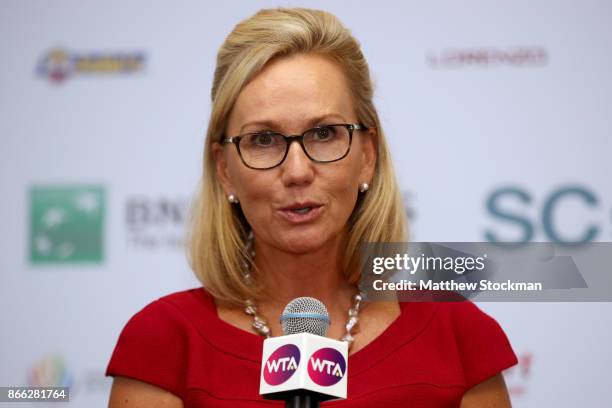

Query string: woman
107 7 517 407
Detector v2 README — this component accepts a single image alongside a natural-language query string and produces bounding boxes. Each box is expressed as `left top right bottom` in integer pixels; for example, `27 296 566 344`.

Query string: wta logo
308 348 346 386
263 344 300 385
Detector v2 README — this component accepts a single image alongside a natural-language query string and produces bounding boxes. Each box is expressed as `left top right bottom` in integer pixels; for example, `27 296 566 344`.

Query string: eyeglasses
221 123 367 170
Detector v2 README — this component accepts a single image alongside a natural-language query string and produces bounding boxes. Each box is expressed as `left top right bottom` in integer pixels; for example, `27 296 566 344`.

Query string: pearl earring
228 194 240 204
359 183 369 193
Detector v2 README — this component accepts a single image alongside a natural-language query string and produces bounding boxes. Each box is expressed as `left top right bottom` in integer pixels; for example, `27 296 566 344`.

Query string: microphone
259 297 348 408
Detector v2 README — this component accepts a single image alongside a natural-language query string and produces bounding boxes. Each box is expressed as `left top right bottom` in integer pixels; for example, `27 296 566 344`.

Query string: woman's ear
212 142 234 196
359 126 378 184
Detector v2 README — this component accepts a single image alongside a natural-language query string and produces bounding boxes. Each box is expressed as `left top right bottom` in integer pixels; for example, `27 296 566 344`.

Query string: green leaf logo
29 186 105 263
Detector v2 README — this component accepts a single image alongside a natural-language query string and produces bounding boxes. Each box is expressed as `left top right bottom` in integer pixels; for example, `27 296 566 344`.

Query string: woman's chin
274 231 333 255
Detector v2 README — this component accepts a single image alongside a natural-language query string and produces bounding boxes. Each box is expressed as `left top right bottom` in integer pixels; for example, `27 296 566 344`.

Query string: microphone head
280 297 330 336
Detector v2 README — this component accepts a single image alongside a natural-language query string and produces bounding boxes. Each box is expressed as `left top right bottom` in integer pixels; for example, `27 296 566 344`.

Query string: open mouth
291 207 314 214
279 204 324 223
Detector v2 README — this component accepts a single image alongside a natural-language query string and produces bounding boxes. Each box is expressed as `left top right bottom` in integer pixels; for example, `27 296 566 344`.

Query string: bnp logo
29 186 105 263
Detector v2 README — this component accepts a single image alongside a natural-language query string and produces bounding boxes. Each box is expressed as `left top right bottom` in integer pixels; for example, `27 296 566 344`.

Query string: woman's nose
280 140 315 187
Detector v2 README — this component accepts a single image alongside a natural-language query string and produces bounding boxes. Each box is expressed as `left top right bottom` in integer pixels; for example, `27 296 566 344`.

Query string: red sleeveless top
106 287 517 407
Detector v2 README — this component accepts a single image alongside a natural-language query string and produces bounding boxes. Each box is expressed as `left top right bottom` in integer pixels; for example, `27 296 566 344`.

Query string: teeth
292 207 311 214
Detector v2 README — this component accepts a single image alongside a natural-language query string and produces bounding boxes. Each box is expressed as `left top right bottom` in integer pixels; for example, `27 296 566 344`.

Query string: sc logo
485 185 606 243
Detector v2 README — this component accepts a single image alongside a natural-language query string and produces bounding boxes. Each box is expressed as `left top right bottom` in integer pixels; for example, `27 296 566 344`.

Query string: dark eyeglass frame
221 123 368 170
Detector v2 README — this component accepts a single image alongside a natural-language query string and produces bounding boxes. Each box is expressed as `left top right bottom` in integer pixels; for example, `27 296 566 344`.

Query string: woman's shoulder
399 292 510 342
398 290 503 328
155 286 216 315
114 287 216 344
433 295 506 335
394 292 516 360
430 296 518 388
105 287 213 398
131 286 213 316
390 294 518 390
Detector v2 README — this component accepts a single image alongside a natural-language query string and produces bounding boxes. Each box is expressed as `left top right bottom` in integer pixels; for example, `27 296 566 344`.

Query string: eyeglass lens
239 125 351 169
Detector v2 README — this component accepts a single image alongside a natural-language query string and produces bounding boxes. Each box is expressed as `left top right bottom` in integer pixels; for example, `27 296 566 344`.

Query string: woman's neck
252 232 357 337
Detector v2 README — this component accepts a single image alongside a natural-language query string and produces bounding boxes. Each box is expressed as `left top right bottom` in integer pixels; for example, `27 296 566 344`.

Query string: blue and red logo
263 344 300 385
308 348 346 386
36 48 145 84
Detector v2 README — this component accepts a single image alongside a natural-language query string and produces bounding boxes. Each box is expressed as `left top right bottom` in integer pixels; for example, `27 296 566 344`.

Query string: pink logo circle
308 348 346 386
263 344 301 385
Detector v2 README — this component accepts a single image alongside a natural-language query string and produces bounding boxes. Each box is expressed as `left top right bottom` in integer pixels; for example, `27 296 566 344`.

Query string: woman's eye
251 132 277 146
314 126 335 140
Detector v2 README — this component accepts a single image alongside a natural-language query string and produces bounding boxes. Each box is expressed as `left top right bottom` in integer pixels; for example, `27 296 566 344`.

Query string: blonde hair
186 7 407 305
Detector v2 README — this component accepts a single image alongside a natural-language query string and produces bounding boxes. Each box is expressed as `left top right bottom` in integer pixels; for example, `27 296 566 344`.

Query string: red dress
106 287 517 407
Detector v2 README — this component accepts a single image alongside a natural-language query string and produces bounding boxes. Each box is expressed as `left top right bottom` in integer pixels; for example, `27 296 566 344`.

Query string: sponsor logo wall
1 1 610 407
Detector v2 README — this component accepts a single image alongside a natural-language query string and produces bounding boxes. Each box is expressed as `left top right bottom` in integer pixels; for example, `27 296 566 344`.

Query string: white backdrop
1 1 611 406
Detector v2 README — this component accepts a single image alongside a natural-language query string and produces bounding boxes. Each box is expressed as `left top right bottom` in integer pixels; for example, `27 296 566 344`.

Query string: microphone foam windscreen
280 297 330 336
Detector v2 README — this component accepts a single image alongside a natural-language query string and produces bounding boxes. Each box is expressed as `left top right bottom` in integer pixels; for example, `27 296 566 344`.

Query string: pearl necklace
241 234 364 347
244 292 364 346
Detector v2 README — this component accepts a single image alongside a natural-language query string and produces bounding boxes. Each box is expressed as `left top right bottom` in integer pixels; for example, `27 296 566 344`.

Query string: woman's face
214 53 376 255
